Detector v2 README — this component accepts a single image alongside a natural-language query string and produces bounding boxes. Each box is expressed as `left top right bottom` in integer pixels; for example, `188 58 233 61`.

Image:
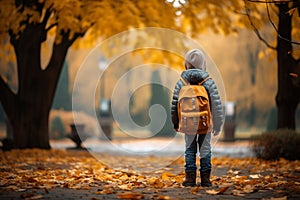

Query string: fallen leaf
25 195 43 200
148 177 164 189
157 194 171 200
20 193 43 200
249 174 261 179
228 170 240 175
232 189 245 196
206 186 229 195
118 184 133 191
96 188 115 195
117 192 145 199
242 185 255 193
190 186 201 194
17 189 27 192
161 172 175 180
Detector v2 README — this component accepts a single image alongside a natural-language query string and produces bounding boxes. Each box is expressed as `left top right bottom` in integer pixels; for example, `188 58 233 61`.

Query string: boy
171 49 224 187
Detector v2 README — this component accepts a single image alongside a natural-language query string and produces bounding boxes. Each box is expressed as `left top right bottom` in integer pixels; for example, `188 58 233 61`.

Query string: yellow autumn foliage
0 0 299 57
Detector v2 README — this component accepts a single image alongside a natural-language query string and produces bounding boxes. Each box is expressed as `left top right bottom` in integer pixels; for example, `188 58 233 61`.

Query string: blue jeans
184 133 212 173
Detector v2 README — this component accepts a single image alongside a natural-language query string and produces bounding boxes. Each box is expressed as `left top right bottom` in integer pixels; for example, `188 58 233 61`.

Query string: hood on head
184 49 206 70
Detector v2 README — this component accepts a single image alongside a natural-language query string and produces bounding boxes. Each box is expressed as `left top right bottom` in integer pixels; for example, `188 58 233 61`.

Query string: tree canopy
0 0 250 52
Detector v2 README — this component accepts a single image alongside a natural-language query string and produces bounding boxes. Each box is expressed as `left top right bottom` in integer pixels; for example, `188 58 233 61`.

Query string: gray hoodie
171 50 224 132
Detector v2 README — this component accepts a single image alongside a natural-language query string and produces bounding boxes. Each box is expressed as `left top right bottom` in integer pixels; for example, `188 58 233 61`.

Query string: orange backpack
177 77 212 134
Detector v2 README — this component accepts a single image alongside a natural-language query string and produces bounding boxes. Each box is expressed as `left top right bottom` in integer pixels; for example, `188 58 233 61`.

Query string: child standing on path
171 49 224 187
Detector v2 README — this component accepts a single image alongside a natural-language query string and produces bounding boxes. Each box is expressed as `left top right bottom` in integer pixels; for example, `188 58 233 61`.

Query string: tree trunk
11 92 51 149
276 3 300 130
0 21 74 149
8 24 52 148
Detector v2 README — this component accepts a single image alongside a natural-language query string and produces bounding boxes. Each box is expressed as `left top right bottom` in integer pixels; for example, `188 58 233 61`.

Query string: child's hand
212 130 220 136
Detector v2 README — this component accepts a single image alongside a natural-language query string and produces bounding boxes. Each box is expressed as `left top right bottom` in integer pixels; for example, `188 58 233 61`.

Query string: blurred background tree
149 70 175 137
128 70 175 137
50 116 65 140
52 61 71 111
243 0 300 130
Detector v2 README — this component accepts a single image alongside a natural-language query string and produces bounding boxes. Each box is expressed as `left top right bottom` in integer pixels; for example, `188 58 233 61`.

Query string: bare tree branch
41 8 52 27
266 1 279 32
45 23 58 32
265 0 300 45
244 0 277 49
42 4 57 33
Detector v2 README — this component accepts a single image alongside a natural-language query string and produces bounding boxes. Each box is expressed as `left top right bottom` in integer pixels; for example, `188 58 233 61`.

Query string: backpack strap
180 78 189 85
199 77 210 85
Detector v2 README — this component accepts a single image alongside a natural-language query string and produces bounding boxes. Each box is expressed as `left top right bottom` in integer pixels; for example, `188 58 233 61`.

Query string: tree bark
275 3 300 130
0 20 76 148
9 23 52 148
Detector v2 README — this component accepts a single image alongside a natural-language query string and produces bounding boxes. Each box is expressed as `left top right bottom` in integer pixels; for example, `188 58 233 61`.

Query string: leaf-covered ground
0 149 299 199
